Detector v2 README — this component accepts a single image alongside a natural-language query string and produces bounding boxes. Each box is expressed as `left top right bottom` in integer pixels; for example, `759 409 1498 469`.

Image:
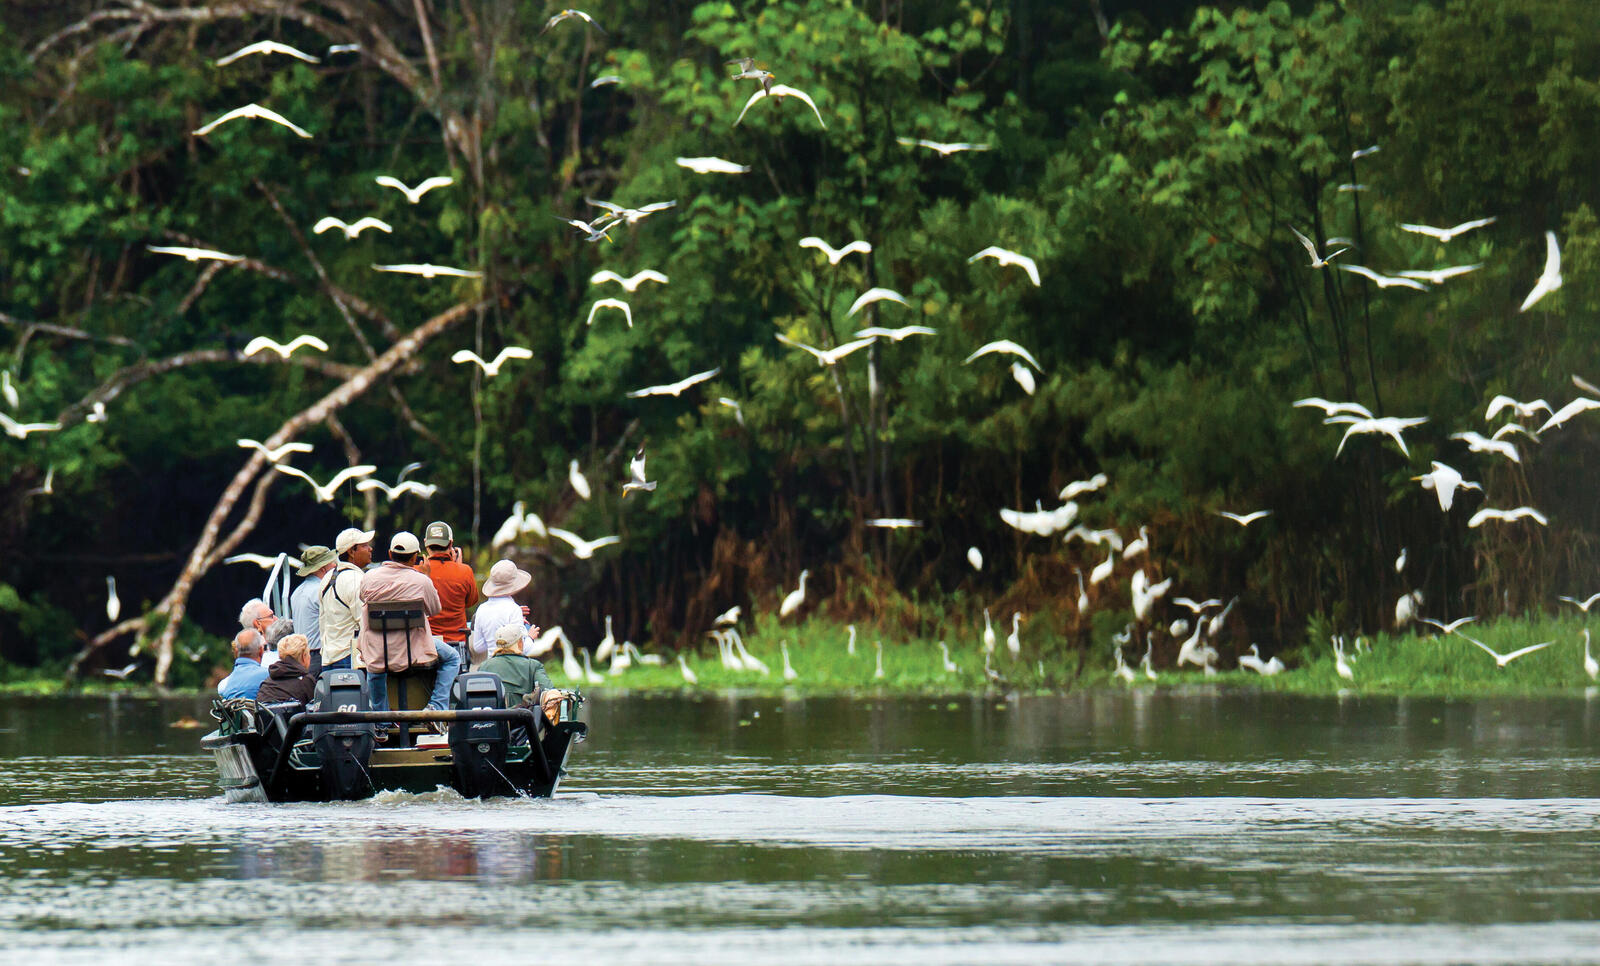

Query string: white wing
487 346 534 370
676 156 750 174
312 217 347 235
1520 231 1562 312
348 217 392 236
451 349 489 371
769 84 826 129
969 246 1041 286
214 40 320 66
846 287 907 317
963 339 1042 372
146 245 243 262
586 298 633 327
321 464 377 490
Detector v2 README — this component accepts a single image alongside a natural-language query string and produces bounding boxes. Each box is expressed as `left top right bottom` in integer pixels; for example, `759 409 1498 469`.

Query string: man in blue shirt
289 545 336 677
217 629 270 699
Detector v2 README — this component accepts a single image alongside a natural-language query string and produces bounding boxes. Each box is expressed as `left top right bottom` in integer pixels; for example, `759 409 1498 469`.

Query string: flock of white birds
6 16 1592 686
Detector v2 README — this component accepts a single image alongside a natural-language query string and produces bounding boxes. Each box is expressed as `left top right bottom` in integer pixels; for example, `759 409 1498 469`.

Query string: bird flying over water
800 236 872 265
1399 217 1496 243
734 84 826 129
1520 231 1563 312
591 269 668 292
213 40 321 66
374 175 453 203
451 346 533 377
627 367 721 398
272 463 376 502
1457 633 1552 668
244 334 329 359
969 246 1041 286
312 216 391 239
192 103 312 138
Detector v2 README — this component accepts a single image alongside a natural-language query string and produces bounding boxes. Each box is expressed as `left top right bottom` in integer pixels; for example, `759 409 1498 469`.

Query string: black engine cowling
448 672 512 798
311 669 375 801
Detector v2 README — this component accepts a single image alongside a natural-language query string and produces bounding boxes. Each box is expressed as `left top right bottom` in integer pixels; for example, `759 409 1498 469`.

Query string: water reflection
3 691 1600 965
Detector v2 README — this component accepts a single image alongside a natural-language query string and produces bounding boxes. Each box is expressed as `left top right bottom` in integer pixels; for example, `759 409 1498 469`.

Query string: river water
2 690 1599 964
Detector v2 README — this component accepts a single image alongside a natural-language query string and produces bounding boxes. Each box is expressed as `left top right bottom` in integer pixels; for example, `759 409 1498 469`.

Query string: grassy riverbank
5 615 1596 698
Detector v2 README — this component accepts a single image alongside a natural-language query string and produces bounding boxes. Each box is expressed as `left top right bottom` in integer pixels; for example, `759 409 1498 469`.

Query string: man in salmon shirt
422 520 480 667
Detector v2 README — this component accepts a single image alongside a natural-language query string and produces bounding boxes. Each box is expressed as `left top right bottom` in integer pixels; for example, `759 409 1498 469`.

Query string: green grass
6 615 1596 699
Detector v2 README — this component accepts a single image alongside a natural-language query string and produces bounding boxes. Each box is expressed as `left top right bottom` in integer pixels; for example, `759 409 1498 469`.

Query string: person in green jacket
477 622 555 709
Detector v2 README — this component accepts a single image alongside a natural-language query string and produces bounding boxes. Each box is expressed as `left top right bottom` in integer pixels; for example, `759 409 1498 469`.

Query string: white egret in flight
374 175 453 203
451 346 533 377
192 103 312 138
968 246 1041 286
244 334 329 359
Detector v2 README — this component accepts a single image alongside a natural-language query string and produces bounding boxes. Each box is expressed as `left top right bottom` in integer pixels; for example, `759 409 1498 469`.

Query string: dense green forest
3 0 1599 687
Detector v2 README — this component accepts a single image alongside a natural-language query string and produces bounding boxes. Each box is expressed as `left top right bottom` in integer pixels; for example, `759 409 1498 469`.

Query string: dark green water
2 690 1600 964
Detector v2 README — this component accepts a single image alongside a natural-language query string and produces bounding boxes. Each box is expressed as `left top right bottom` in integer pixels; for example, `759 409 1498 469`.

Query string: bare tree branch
65 298 486 685
54 348 359 428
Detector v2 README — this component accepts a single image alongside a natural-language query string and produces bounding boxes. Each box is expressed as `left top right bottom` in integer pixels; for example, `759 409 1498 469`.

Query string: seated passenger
477 623 556 712
358 531 459 714
470 560 535 666
260 616 294 669
256 633 316 706
217 629 270 700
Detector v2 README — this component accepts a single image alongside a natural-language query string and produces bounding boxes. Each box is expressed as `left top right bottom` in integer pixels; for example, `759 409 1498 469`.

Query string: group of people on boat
217 521 567 730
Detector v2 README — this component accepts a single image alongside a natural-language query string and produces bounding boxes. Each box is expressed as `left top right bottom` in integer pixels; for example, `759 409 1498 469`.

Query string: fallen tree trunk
68 298 486 686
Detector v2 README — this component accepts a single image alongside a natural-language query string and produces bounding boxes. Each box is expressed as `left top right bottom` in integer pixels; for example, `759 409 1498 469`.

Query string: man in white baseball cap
358 531 459 715
318 528 375 672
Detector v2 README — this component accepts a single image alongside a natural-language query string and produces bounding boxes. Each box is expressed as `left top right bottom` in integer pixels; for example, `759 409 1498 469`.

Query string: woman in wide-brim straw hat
469 559 535 667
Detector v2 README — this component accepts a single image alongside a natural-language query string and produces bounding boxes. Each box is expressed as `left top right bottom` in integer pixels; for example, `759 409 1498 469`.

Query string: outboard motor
448 672 511 798
311 670 375 801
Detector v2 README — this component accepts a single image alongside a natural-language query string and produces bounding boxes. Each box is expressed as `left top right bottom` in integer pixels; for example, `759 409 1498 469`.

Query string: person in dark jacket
256 634 316 705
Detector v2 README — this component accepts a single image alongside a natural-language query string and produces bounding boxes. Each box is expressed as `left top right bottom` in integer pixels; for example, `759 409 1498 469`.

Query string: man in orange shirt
422 520 480 665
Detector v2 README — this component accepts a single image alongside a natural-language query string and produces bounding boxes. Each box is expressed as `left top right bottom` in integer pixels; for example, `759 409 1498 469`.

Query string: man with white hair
217 629 269 699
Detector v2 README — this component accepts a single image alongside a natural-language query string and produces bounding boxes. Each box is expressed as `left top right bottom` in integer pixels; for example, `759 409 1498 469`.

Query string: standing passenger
289 545 336 677
470 560 534 666
422 521 479 664
359 531 458 713
319 528 373 672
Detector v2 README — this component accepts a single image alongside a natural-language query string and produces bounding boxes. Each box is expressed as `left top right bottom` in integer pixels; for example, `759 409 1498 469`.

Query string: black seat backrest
366 599 427 633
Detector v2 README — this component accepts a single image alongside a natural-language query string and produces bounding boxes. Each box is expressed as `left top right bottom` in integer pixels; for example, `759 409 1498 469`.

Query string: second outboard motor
448 672 511 798
311 670 375 801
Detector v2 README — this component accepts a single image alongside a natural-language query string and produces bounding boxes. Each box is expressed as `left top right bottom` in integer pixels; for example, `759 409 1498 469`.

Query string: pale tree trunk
68 299 484 686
